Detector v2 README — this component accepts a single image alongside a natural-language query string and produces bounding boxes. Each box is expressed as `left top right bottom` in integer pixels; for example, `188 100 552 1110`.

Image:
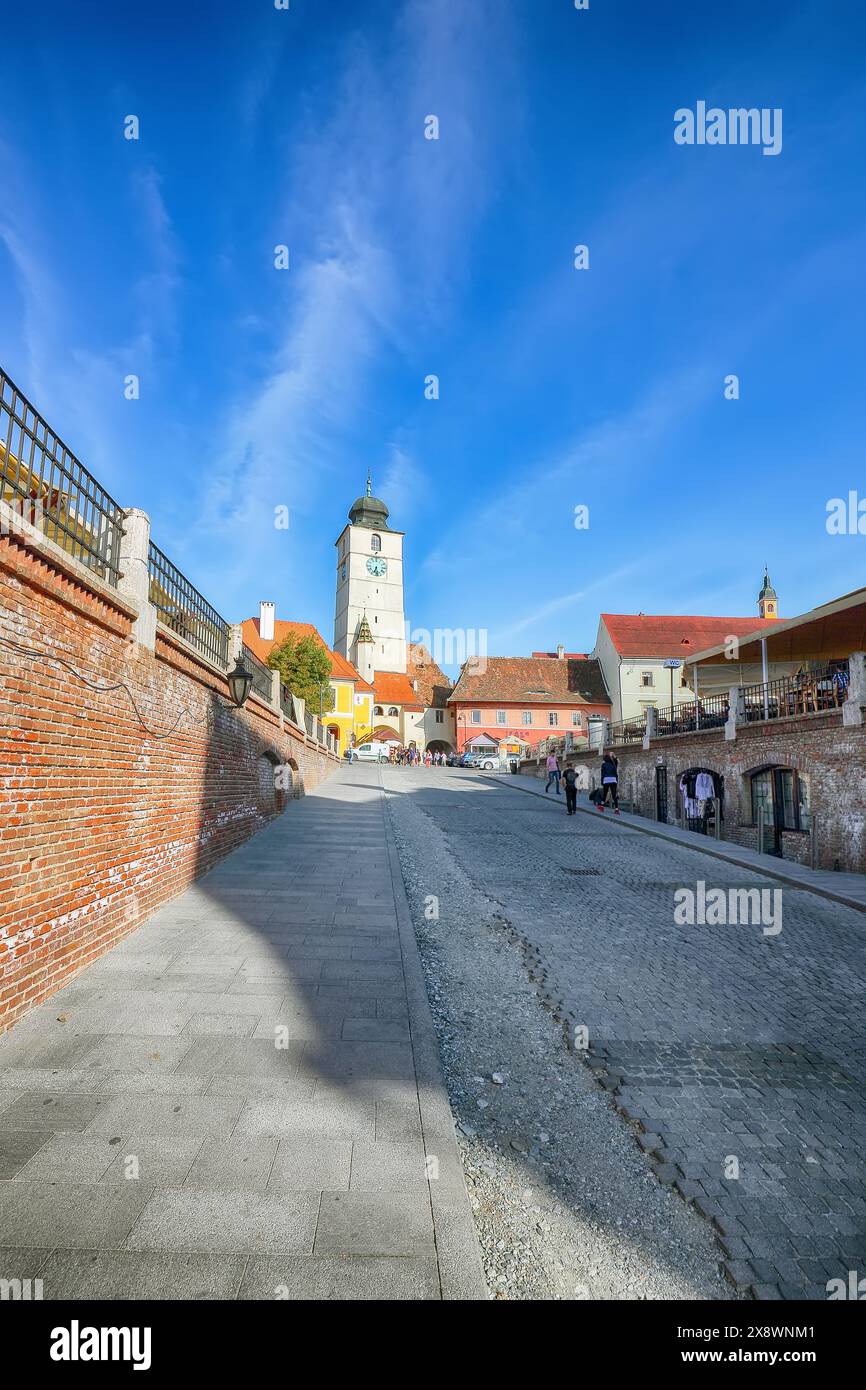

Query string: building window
388 706 399 717
371 533 381 553
471 710 481 724
340 562 346 581
549 712 559 727
373 705 383 716
521 711 532 725
435 710 443 723
572 712 581 727
496 710 506 725
641 671 653 687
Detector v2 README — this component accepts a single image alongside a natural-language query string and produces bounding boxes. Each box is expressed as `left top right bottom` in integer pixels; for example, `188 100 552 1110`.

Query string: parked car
349 743 391 764
461 751 499 769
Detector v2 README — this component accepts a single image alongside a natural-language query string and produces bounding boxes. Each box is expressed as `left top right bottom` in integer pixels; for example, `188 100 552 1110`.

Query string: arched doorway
748 764 810 856
426 739 452 754
677 766 723 834
257 752 280 815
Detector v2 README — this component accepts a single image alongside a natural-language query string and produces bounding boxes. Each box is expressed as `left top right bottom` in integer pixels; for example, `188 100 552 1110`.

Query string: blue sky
2 0 865 672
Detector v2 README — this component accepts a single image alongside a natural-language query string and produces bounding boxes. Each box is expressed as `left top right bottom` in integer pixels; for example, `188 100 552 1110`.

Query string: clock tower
334 474 407 676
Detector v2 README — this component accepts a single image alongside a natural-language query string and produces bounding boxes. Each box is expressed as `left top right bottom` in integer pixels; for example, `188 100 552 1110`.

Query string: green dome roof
349 493 390 529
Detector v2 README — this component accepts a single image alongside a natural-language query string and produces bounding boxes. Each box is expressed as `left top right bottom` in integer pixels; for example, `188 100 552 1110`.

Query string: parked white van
346 742 391 764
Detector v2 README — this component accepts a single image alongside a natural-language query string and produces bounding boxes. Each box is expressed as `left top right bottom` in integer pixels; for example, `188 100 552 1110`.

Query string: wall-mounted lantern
227 653 253 708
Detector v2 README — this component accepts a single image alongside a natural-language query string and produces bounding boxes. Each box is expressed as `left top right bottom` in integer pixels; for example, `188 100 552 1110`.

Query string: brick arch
257 751 281 816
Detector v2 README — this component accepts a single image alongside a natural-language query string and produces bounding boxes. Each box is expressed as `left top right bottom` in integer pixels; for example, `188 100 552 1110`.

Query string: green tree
267 633 334 714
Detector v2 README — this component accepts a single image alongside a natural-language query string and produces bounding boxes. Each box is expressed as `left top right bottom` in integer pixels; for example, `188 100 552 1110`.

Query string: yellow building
241 607 373 754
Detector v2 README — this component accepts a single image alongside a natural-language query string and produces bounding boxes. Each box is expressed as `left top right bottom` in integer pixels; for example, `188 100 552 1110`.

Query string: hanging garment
695 770 715 801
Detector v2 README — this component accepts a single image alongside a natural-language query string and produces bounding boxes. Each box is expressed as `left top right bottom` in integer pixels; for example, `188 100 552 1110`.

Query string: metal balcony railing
243 644 274 703
654 696 729 737
0 368 125 585
741 664 849 723
148 542 229 668
608 715 646 745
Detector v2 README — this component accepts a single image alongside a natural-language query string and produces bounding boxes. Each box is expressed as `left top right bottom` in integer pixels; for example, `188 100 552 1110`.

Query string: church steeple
758 568 779 620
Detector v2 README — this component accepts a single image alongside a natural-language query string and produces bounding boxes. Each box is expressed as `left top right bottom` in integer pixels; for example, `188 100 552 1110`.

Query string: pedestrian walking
598 750 620 814
545 749 561 795
562 762 579 815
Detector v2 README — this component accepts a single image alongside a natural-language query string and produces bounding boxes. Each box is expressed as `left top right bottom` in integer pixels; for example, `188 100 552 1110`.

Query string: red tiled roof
448 656 610 707
373 671 423 710
240 618 373 693
407 642 453 708
600 613 780 658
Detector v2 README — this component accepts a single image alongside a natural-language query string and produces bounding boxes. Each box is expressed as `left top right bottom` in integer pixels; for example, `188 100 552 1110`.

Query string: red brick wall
0 530 338 1034
559 714 866 873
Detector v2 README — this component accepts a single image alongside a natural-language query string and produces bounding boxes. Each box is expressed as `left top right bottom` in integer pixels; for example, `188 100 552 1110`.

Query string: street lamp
227 653 253 708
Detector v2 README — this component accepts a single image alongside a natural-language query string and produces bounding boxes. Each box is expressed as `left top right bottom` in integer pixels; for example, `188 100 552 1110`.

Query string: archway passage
327 724 340 745
425 739 452 754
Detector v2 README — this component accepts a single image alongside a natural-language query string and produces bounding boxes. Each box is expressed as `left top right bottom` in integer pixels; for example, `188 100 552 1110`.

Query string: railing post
227 623 243 664
271 669 281 710
118 508 157 651
842 652 865 727
643 706 657 749
725 684 743 741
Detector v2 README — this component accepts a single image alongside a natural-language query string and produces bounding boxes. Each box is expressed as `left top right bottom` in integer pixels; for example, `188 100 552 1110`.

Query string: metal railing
148 542 229 667
0 368 125 585
243 644 273 703
655 695 729 737
741 664 848 723
608 715 646 745
304 712 314 737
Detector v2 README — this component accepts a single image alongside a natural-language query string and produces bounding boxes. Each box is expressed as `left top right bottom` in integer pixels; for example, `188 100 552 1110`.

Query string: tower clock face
366 556 387 577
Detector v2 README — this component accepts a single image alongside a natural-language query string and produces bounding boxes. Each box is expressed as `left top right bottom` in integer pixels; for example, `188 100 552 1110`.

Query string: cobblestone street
386 767 866 1301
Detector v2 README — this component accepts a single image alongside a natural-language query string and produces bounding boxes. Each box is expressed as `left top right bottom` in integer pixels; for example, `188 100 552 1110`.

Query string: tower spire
366 468 372 498
758 567 779 620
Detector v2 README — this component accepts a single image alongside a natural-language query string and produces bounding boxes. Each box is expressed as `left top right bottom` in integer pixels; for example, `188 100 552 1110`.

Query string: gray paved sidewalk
0 767 485 1301
500 771 866 913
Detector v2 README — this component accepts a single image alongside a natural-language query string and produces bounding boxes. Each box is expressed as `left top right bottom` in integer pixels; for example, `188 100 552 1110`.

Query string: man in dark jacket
562 763 579 815
599 751 619 814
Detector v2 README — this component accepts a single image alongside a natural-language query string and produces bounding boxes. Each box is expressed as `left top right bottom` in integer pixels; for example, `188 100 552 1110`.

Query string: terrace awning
685 587 866 667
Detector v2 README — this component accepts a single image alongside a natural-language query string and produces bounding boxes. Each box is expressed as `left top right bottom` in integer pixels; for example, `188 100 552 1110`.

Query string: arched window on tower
371 533 381 553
